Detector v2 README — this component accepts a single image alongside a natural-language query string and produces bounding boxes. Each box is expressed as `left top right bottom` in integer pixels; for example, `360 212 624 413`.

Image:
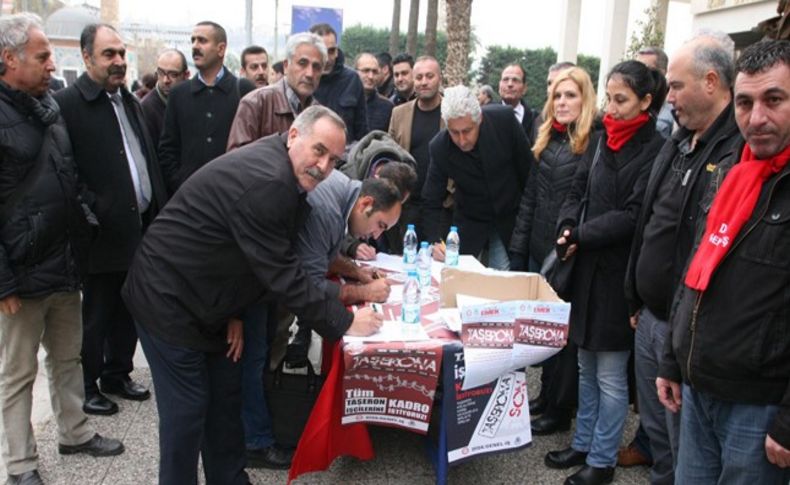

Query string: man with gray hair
0 14 124 485
227 32 326 150
423 85 533 270
122 106 383 484
622 31 742 484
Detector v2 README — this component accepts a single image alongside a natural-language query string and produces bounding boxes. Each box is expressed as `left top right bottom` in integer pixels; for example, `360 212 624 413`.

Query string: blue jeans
241 303 274 450
635 308 679 485
676 384 790 485
572 348 630 468
485 231 510 271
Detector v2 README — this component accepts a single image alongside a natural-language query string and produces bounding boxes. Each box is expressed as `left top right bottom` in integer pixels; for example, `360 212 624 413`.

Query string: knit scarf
685 142 790 291
551 118 567 133
602 112 649 152
0 81 59 126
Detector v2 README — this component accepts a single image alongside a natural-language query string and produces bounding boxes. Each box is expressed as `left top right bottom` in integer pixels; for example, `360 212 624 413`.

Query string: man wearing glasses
140 49 189 148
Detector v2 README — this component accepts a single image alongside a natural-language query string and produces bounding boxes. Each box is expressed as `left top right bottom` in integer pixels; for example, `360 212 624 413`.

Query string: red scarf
551 118 567 133
685 143 790 291
602 112 650 152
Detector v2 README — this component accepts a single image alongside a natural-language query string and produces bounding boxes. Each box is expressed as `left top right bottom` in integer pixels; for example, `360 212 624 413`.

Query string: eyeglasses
156 68 185 79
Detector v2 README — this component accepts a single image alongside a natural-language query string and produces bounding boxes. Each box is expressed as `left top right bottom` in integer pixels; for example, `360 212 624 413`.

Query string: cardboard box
439 268 564 307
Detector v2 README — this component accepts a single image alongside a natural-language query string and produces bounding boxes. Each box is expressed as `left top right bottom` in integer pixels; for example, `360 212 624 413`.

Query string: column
557 0 582 64
597 0 631 106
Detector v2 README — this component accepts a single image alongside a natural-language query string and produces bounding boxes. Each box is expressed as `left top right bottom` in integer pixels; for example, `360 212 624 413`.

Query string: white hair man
422 85 535 270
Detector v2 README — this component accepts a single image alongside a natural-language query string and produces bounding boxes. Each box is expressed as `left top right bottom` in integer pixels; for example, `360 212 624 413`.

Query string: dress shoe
59 433 124 457
545 447 588 469
531 413 571 436
529 395 548 415
246 446 293 469
100 379 151 401
564 464 614 485
6 470 44 485
82 392 118 415
617 443 652 467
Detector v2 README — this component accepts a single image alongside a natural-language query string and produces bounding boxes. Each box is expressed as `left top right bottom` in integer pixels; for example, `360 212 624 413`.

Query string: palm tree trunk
444 0 473 85
389 0 401 55
406 0 420 57
425 0 438 57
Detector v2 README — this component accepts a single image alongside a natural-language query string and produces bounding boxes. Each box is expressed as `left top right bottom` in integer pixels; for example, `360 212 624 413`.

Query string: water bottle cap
407 224 415 230
420 241 429 248
450 226 458 232
407 270 418 276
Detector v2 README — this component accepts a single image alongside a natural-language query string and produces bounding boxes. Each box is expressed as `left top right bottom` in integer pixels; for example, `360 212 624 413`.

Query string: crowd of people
0 9 788 485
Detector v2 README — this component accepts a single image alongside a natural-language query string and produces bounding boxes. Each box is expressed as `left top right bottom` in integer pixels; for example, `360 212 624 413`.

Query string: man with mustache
54 24 168 416
121 106 383 484
158 21 254 195
239 44 269 88
227 32 325 151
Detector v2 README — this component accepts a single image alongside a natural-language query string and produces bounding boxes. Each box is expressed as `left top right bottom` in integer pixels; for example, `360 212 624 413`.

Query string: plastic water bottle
445 226 460 267
403 224 418 271
402 270 421 325
417 241 432 288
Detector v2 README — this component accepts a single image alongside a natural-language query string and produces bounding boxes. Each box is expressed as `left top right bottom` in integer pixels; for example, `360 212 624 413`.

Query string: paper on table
343 320 431 343
455 293 499 308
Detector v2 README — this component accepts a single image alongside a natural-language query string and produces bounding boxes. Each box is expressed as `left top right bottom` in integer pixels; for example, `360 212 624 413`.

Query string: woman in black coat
544 61 667 485
509 67 599 435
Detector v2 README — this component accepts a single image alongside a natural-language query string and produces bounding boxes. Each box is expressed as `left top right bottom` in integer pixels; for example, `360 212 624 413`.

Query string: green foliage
476 45 600 112
341 24 448 67
625 4 665 59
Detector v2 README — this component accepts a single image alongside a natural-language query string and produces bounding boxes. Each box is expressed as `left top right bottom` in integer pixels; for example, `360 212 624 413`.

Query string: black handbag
540 139 602 301
262 359 325 448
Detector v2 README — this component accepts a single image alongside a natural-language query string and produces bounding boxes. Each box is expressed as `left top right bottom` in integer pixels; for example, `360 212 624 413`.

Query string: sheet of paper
459 301 519 390
343 320 431 343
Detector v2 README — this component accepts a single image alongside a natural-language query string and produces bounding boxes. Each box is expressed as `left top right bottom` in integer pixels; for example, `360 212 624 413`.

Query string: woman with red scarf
544 60 667 485
509 66 599 435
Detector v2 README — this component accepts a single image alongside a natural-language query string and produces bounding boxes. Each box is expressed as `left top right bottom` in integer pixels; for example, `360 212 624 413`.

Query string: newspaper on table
460 299 570 390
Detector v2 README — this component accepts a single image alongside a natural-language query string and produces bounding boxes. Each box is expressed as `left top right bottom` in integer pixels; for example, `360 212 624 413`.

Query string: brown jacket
226 78 319 151
387 97 445 152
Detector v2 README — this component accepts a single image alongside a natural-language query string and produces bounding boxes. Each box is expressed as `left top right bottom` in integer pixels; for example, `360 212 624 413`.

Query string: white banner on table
510 301 570 370
459 301 519 390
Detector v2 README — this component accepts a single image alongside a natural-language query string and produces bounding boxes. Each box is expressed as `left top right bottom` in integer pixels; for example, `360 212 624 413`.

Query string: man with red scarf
657 40 790 484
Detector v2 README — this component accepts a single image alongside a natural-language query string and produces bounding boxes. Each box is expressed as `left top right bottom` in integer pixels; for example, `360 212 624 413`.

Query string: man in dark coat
0 15 124 484
309 23 368 142
140 49 189 149
499 63 538 145
54 23 168 416
158 21 254 194
355 52 393 132
121 106 382 485
623 34 740 483
423 85 533 270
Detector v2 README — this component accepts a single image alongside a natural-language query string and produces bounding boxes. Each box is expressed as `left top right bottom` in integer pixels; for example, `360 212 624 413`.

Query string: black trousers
81 271 137 394
137 323 249 485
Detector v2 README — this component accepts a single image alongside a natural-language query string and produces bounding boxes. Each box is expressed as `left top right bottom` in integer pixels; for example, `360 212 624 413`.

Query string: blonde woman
509 67 598 435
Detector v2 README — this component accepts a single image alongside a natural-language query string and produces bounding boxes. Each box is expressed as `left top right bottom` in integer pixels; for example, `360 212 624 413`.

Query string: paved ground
2 349 650 484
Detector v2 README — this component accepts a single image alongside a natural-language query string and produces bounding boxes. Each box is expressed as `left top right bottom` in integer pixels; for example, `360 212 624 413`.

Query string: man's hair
414 55 441 78
285 32 328 67
376 162 417 201
309 23 336 38
736 40 790 75
441 85 481 123
502 62 526 82
392 52 414 68
478 84 495 100
291 105 346 136
376 52 392 69
80 23 118 56
548 61 575 73
0 13 42 74
354 52 377 67
686 29 736 88
273 61 284 74
159 48 188 72
360 177 402 213
241 45 267 68
195 21 227 45
637 46 668 73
